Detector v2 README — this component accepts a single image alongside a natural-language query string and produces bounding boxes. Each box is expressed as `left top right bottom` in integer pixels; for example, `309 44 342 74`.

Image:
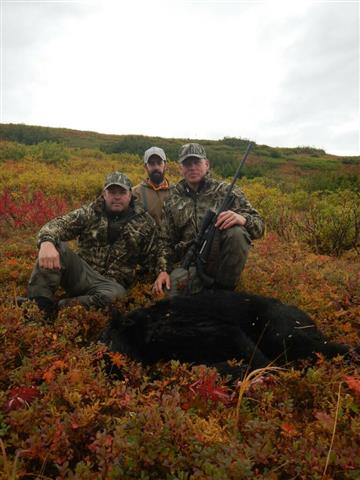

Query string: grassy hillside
1 123 359 192
0 133 359 478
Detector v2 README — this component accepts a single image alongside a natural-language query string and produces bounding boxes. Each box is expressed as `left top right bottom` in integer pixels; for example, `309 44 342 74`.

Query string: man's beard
149 171 164 185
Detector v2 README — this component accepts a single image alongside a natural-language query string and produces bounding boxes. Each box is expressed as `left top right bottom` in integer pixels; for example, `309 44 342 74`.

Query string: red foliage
189 371 231 404
0 188 68 228
43 359 67 383
281 422 298 437
109 352 126 368
344 375 360 398
6 385 40 411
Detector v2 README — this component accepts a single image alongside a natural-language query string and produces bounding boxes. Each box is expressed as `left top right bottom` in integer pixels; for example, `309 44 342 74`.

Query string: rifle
181 142 253 287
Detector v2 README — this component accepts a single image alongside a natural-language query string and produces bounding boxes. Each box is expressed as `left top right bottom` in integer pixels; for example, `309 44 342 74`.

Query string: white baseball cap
143 146 166 164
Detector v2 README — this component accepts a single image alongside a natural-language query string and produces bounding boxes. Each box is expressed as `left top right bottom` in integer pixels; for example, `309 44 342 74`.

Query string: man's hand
215 210 247 230
38 241 61 269
153 271 171 296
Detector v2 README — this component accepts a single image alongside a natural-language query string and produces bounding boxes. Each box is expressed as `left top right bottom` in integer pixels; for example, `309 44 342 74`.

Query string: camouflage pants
168 225 251 296
28 243 126 308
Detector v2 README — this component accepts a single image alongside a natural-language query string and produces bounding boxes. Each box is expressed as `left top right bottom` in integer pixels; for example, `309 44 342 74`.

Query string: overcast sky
1 0 359 156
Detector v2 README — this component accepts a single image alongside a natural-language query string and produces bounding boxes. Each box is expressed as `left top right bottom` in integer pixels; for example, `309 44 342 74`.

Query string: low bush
292 190 359 256
0 276 359 478
0 136 359 478
0 141 27 162
0 189 68 231
243 182 359 255
30 141 70 164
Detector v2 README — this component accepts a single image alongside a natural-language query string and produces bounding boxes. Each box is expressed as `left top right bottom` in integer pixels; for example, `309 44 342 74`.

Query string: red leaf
103 435 113 447
43 359 67 383
6 386 40 411
109 352 125 368
315 352 326 365
189 372 230 404
281 422 298 437
70 417 80 430
344 375 360 398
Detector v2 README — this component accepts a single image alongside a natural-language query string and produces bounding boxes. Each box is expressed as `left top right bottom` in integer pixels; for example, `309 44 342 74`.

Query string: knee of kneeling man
112 284 127 299
94 288 126 307
222 225 251 245
101 284 127 302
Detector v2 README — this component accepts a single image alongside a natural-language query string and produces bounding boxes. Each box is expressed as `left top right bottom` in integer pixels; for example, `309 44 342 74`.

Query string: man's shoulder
203 177 245 198
132 203 156 226
86 197 106 215
166 181 185 200
162 181 191 213
171 179 187 194
204 176 225 190
132 181 146 194
55 199 100 220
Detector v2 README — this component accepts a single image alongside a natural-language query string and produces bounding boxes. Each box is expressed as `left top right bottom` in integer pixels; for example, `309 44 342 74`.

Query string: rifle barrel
216 141 253 215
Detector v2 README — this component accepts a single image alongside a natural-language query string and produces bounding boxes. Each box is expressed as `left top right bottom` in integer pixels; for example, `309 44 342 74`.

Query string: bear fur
99 290 359 374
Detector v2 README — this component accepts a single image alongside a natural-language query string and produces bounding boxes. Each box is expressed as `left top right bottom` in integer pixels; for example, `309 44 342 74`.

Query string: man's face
145 155 166 185
103 185 132 213
180 157 209 189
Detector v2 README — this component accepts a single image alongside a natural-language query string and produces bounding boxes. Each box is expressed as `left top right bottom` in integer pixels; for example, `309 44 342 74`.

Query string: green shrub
0 141 27 162
292 190 359 255
293 157 340 171
243 182 359 255
270 150 282 158
341 157 360 165
30 141 70 164
300 172 360 192
221 136 249 148
242 181 296 241
293 146 326 155
0 123 56 144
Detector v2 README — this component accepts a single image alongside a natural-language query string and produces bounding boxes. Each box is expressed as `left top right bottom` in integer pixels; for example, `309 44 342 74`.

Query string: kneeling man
154 143 265 296
23 172 165 316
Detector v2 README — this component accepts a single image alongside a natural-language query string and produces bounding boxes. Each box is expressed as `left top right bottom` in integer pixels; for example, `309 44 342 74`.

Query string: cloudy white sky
1 0 359 155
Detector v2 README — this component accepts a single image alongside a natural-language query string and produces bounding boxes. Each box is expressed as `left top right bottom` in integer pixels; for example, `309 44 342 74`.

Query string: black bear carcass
99 290 359 374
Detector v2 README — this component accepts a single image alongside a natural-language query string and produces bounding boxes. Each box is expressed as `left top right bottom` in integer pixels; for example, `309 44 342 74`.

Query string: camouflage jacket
161 175 265 271
38 197 167 287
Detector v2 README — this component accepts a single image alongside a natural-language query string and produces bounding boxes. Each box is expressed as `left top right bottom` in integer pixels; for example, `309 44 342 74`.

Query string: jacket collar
144 178 170 191
178 173 214 196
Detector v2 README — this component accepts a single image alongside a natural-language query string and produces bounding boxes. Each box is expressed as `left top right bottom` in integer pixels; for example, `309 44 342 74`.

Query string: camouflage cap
178 143 207 163
104 172 132 191
143 146 166 164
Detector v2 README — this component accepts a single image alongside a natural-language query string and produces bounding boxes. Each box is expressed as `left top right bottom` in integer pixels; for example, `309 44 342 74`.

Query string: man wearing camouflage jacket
153 143 265 295
25 172 166 316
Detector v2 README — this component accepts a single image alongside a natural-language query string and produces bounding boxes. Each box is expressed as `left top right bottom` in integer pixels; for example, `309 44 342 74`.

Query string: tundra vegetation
0 124 359 479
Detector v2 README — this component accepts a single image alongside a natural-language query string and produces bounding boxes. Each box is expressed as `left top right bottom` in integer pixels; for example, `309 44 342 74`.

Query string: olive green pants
28 243 126 308
168 225 251 296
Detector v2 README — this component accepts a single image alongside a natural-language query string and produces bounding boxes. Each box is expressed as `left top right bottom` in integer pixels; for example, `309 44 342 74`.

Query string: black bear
100 290 359 374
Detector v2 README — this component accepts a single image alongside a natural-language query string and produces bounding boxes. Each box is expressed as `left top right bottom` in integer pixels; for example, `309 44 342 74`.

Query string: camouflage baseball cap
178 143 207 163
143 146 166 164
104 172 132 191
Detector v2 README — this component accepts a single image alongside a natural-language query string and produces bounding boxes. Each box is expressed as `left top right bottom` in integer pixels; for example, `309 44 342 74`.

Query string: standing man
153 143 265 296
132 146 173 225
21 172 166 317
